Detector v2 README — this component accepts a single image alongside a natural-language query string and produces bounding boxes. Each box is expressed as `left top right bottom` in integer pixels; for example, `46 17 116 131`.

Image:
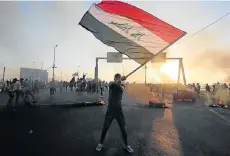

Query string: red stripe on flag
102 0 116 1
97 1 185 44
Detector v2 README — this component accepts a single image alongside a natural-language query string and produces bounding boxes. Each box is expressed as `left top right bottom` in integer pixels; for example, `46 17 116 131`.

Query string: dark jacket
107 82 124 111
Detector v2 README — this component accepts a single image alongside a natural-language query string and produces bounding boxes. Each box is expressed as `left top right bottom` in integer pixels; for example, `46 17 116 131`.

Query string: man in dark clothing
206 84 210 92
7 78 17 109
65 81 68 91
212 84 216 93
96 73 133 153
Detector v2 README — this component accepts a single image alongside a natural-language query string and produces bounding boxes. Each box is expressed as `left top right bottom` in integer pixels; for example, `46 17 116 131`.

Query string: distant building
20 68 48 83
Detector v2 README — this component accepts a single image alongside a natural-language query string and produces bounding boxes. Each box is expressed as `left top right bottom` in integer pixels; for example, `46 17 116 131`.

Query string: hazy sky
0 1 230 83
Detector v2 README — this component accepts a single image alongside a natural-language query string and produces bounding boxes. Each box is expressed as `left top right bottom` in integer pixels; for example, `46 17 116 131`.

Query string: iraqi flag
72 72 79 77
79 0 186 64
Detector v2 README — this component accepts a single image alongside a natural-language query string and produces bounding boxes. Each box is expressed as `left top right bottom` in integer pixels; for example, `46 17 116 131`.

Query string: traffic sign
107 52 123 63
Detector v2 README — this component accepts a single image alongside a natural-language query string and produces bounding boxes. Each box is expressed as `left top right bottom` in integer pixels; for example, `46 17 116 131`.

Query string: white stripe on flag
89 5 168 55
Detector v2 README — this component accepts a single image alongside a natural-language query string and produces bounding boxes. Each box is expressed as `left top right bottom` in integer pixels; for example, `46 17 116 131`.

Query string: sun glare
147 68 161 83
153 74 161 83
160 61 179 81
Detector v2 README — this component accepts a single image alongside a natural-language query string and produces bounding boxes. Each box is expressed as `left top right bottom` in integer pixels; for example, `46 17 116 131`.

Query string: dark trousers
7 91 15 108
100 87 103 96
50 88 54 95
15 90 21 104
100 109 128 146
34 87 39 94
24 90 35 102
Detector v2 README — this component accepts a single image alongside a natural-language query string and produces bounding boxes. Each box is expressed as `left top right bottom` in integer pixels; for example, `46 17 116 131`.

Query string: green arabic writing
109 21 145 40
130 32 145 40
109 21 133 32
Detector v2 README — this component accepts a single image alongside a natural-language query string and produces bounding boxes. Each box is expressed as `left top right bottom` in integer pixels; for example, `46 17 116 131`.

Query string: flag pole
125 32 187 79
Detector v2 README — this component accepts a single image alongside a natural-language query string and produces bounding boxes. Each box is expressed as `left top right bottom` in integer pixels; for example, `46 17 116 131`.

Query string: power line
174 12 230 47
190 12 230 38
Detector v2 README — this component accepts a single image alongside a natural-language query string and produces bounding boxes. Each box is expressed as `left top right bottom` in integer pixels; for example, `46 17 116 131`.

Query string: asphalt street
0 89 100 107
0 91 230 156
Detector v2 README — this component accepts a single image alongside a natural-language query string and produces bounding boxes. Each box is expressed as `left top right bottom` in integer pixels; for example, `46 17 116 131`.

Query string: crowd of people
3 74 230 110
50 77 109 96
129 82 230 94
124 82 230 105
1 78 45 109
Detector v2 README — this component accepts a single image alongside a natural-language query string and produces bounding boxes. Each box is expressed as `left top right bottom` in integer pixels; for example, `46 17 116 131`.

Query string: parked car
173 87 196 102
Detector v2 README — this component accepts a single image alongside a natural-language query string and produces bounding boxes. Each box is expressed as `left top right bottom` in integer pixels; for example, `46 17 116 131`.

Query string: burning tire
149 101 166 108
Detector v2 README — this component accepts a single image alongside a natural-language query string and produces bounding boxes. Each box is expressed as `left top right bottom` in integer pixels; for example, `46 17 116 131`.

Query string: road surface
0 89 100 107
0 91 230 156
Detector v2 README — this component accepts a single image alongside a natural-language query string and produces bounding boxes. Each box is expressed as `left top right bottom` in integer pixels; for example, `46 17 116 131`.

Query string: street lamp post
77 65 80 79
2 67 5 82
52 45 58 81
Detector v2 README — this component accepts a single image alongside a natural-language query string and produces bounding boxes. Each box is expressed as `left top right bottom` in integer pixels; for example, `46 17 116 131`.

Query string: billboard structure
95 54 186 85
20 68 48 83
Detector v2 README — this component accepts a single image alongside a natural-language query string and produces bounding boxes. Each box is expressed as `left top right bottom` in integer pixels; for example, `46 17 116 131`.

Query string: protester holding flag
80 0 186 153
96 73 133 153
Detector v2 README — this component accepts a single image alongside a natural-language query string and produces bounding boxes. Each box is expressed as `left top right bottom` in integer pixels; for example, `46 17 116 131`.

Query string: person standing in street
60 81 63 92
65 81 68 91
6 78 17 109
15 79 22 105
50 80 55 95
100 81 104 96
96 73 133 153
23 78 35 105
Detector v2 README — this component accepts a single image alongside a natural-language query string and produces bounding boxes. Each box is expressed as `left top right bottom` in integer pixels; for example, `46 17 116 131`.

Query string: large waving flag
79 1 186 64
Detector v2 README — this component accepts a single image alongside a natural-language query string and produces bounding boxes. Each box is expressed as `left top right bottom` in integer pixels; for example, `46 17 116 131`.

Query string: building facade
20 68 48 83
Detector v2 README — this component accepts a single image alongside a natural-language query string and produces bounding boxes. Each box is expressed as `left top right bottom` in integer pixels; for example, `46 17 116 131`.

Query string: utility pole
40 62 43 82
77 65 80 79
52 45 58 81
2 67 5 82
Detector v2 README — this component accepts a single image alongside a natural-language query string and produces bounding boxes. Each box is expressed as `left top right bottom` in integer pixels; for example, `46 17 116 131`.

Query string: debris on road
29 130 33 134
